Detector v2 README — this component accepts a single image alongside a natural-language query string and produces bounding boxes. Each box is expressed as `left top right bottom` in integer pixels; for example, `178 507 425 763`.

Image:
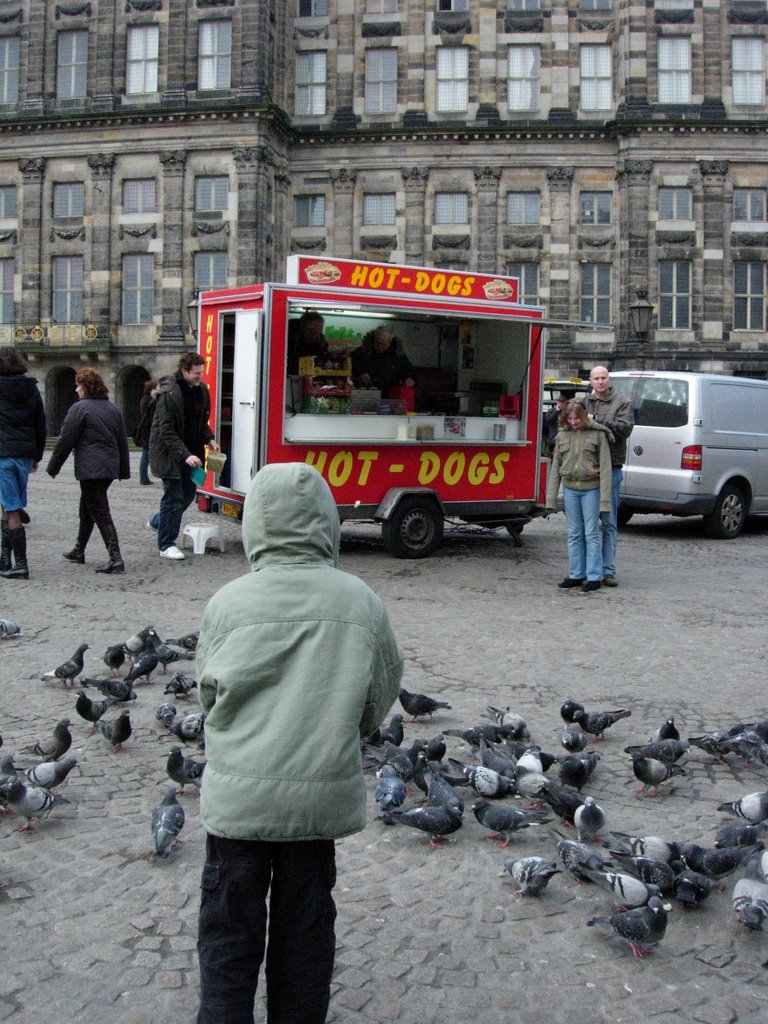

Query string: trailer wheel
702 483 746 539
381 496 444 559
617 505 633 527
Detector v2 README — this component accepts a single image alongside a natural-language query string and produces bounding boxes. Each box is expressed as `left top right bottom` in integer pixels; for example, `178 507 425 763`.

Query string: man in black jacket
148 352 220 560
0 347 46 579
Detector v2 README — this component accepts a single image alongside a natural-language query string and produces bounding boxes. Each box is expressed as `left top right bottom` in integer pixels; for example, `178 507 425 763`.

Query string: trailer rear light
681 445 702 470
197 493 212 512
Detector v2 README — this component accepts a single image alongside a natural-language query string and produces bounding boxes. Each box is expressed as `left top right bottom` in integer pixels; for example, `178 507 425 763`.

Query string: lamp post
187 295 199 340
628 287 654 370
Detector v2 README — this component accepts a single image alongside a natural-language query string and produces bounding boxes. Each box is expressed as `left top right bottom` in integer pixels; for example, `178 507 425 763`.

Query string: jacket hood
242 462 340 569
0 374 40 407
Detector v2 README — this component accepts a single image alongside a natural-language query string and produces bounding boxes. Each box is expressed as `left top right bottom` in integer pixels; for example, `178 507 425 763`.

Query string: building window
0 36 20 104
295 52 327 116
506 262 539 305
195 177 228 213
580 45 612 111
658 260 691 329
508 46 539 112
365 48 397 114
122 254 154 325
658 187 692 220
507 191 539 225
195 252 229 290
198 20 231 91
733 188 767 222
0 185 16 219
57 30 88 100
435 192 468 225
732 38 765 106
580 192 612 225
127 25 159 95
658 37 691 104
438 1 469 9
123 178 156 214
53 182 85 218
0 258 13 323
734 261 766 330
294 194 325 228
367 1 397 12
508 1 540 10
580 0 611 9
363 193 396 226
579 264 611 324
436 47 468 114
298 0 328 13
52 256 84 323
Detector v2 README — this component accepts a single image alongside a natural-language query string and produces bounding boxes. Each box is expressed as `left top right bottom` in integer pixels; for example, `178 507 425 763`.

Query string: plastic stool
180 522 225 555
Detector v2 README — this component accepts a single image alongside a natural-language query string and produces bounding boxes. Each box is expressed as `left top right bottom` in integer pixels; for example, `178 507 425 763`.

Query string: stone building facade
0 1 767 429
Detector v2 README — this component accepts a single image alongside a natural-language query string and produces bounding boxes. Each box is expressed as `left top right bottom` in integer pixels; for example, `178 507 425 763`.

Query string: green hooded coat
196 462 403 841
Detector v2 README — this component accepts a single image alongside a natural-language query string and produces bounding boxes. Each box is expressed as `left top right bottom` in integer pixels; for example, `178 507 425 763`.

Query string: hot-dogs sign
286 255 519 304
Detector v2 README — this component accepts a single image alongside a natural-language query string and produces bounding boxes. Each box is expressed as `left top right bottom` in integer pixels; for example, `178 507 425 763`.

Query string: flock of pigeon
365 689 768 962
0 625 204 858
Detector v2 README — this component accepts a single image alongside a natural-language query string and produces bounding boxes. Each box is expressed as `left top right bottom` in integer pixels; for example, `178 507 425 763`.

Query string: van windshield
612 377 689 428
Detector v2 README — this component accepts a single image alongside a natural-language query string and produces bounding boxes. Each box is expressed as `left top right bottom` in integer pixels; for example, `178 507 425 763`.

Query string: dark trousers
197 834 337 1024
78 479 115 548
149 468 197 550
139 447 151 484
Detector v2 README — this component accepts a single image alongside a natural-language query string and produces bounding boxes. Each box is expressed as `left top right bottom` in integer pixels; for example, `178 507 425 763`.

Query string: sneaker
558 577 585 589
581 580 601 593
159 545 185 560
602 575 618 587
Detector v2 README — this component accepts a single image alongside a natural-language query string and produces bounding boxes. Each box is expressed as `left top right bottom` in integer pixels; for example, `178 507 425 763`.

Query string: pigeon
398 688 451 722
163 673 198 699
732 851 768 930
96 709 132 753
423 734 446 763
572 707 631 740
606 854 676 895
541 782 584 825
156 702 178 727
560 699 585 724
561 726 588 753
719 730 768 765
556 838 608 882
679 842 766 882
587 896 668 957
688 732 733 762
483 706 530 740
74 691 116 734
715 823 768 849
0 618 21 639
5 777 67 831
717 790 768 823
632 756 686 796
671 862 712 908
124 625 154 657
102 643 126 677
366 713 405 748
515 745 544 775
124 649 159 685
652 717 680 743
375 763 407 817
502 857 561 896
81 676 136 703
476 737 517 779
152 786 186 858
22 755 78 791
168 712 206 743
166 746 206 794
472 799 550 846
582 868 661 908
558 752 600 790
31 719 72 760
383 803 463 848
42 644 89 687
575 796 606 842
463 764 513 799
147 628 195 674
624 738 689 764
364 740 416 783
164 630 199 652
0 755 21 813
603 833 680 863
514 767 549 800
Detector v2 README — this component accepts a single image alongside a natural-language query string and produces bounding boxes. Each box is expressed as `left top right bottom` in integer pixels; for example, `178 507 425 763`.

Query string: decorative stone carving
503 233 542 250
656 230 695 245
728 6 768 25
50 227 86 241
433 13 471 36
290 236 326 253
655 10 694 24
192 221 231 236
125 0 161 12
87 153 115 179
616 159 653 182
732 232 768 248
293 26 329 39
233 146 268 168
55 3 92 18
119 224 157 239
360 235 397 249
546 167 574 190
432 234 470 250
160 151 187 175
18 158 44 182
579 235 615 248
503 13 543 33
362 22 401 38
474 166 502 187
578 18 613 31
699 160 729 180
329 168 357 192
401 167 428 190
0 8 23 23
0 230 17 244
197 0 235 6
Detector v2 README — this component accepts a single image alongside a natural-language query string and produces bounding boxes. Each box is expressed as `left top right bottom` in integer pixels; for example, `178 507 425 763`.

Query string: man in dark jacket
148 352 220 560
351 327 416 396
0 347 46 579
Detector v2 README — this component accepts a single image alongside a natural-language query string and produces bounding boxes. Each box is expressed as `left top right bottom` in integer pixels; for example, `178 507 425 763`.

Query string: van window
613 377 689 428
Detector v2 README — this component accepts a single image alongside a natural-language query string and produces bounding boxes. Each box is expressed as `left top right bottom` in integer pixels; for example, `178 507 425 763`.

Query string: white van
609 371 768 539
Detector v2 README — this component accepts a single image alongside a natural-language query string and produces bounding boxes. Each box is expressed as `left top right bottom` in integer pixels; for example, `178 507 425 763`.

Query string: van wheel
381 497 444 559
702 484 746 539
617 506 633 527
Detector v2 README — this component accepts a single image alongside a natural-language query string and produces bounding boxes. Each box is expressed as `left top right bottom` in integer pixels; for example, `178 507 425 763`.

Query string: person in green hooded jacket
195 461 403 1024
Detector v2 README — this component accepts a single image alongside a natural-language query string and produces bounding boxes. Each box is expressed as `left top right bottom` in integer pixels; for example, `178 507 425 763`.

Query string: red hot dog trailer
195 255 552 558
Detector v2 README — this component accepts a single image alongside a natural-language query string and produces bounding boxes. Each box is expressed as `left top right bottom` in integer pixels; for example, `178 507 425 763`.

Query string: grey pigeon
472 799 550 847
96 709 132 753
463 764 513 798
652 717 680 743
688 732 733 762
0 618 21 638
541 782 583 825
558 751 600 790
560 699 585 724
31 719 72 760
81 676 136 703
632 756 686 796
0 755 21 813
502 856 561 896
514 768 549 800
671 862 712 908
23 755 78 791
476 737 517 779
156 702 178 727
587 895 668 957
561 726 588 753
102 643 126 677
124 649 159 685
515 745 544 775
366 713 405 748
604 833 680 862
556 838 607 882
398 687 451 722
383 803 462 848
375 763 407 817
732 851 768 930
624 738 689 764
582 868 661 908
148 628 195 675
483 706 530 740
424 769 464 813
164 631 199 652
168 712 206 743
575 796 606 842
163 673 198 699
75 690 119 733
42 644 89 687
152 786 186 858
607 853 676 895
5 777 67 831
679 842 766 882
124 625 154 657
423 735 446 763
166 746 206 793
572 707 631 740
718 790 768 823
715 823 767 849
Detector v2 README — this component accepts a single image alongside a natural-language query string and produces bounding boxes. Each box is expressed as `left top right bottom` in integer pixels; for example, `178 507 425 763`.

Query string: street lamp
629 287 654 369
187 295 199 340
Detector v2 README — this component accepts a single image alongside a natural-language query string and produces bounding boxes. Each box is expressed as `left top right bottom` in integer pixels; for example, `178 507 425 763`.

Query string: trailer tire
616 505 633 527
381 496 444 559
702 483 746 539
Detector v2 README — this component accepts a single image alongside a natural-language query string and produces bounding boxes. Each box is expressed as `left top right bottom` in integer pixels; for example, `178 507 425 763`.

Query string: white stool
180 522 225 555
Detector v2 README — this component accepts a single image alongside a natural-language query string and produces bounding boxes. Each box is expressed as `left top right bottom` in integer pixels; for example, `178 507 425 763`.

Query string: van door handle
633 444 643 456
238 401 255 407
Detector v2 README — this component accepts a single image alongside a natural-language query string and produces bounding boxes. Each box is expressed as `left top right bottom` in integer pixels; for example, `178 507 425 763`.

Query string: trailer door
231 310 262 494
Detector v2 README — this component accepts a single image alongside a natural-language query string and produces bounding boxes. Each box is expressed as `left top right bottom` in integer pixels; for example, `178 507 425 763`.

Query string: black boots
0 526 28 579
95 523 125 574
64 519 93 564
0 521 10 572
63 544 86 564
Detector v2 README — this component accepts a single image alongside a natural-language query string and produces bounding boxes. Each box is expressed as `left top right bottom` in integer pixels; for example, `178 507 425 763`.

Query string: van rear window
612 377 689 428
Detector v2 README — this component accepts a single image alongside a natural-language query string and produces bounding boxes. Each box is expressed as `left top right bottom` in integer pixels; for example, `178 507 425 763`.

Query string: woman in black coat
46 367 131 574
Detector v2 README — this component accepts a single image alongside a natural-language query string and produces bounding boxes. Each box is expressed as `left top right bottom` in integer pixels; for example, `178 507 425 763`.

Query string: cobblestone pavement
1 455 767 1024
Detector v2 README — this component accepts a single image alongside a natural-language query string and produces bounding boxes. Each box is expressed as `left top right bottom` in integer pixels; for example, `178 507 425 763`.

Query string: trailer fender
374 487 444 522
